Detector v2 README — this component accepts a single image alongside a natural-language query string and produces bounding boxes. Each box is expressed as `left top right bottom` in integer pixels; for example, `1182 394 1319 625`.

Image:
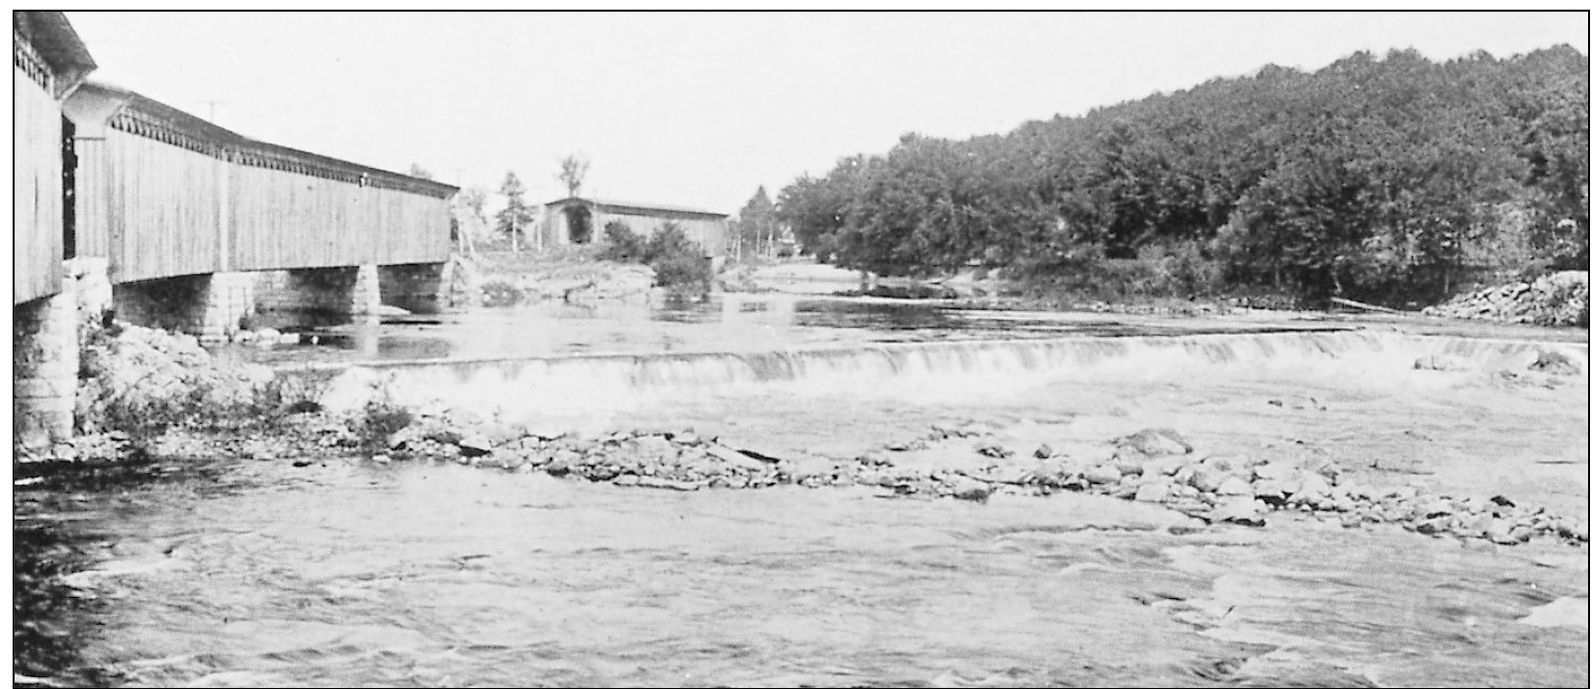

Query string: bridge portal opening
565 204 593 244
61 114 76 259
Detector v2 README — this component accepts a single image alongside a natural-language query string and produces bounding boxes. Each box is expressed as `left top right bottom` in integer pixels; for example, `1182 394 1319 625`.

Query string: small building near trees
540 196 728 258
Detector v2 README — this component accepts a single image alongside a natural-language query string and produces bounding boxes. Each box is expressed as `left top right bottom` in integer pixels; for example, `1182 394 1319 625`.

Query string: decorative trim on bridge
14 31 53 90
91 83 457 199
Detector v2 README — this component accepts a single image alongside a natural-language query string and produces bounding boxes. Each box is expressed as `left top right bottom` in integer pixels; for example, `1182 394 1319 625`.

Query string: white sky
64 10 1588 215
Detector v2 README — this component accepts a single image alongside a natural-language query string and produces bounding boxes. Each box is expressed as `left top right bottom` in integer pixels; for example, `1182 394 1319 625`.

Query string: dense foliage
777 47 1589 305
599 220 714 289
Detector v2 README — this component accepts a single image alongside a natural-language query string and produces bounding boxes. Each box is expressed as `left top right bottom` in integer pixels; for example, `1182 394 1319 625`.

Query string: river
14 294 1590 687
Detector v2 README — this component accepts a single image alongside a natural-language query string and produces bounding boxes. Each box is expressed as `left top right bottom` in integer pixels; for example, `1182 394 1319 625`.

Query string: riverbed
14 293 1591 687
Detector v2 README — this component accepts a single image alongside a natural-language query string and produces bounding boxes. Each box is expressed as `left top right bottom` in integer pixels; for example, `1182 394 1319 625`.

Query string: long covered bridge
14 12 459 449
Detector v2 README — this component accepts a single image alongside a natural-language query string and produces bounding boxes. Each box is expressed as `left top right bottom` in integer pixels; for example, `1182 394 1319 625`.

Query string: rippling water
17 300 1590 687
17 458 1588 688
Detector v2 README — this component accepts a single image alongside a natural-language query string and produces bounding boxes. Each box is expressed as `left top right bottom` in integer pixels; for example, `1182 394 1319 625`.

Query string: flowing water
16 298 1591 687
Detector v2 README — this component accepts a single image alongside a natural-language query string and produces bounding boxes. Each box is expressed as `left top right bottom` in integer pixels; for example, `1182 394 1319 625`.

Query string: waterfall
297 330 1587 420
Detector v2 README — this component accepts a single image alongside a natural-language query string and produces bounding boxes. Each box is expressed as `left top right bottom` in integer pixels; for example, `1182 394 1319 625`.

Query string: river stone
1113 428 1194 457
612 473 640 487
1292 474 1332 505
1112 455 1146 476
1110 480 1140 500
1486 519 1530 545
1416 498 1455 519
635 475 703 491
1251 461 1296 482
1216 476 1252 497
674 430 702 446
1252 479 1291 505
976 441 1013 459
1083 464 1122 485
1034 443 1054 459
1210 497 1267 527
1134 480 1172 503
457 434 494 457
1141 456 1186 478
946 475 997 502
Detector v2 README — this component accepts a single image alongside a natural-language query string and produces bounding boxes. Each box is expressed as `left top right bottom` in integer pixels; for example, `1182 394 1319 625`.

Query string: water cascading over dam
294 329 1588 423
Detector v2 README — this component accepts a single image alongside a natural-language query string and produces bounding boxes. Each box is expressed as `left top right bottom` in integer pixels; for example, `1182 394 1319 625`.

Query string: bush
599 221 648 262
596 220 712 290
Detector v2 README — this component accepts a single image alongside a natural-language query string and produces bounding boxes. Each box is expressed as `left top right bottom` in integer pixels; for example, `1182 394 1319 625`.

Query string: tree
735 186 778 260
495 171 536 245
407 163 435 180
558 154 590 198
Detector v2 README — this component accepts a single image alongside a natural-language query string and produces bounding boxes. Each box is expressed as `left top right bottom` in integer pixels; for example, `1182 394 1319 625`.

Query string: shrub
598 220 713 290
599 221 648 262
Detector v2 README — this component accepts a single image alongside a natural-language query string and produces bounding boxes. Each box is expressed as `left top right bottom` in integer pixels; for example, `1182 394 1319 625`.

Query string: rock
982 466 1032 486
1487 519 1529 545
1216 476 1253 497
1414 517 1450 535
946 475 997 502
1111 455 1146 476
371 454 391 464
457 434 494 457
673 430 702 446
1134 480 1172 503
1210 497 1267 527
1251 461 1296 482
634 476 704 491
1415 498 1454 519
1034 443 1054 459
976 441 1013 459
1083 464 1123 485
1113 428 1194 456
1141 456 1186 478
1252 479 1289 506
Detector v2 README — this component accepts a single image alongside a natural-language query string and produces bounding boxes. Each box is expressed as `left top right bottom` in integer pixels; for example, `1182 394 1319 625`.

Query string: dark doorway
565 204 593 244
61 115 76 259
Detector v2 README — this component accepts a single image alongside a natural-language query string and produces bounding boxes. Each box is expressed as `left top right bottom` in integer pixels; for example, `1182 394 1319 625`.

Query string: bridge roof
71 80 459 199
14 11 97 97
544 196 728 219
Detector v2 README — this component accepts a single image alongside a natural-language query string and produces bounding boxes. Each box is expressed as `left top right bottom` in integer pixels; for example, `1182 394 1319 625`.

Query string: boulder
1134 480 1172 503
1083 464 1123 485
1210 497 1267 527
1113 428 1194 457
1215 476 1253 497
457 434 494 457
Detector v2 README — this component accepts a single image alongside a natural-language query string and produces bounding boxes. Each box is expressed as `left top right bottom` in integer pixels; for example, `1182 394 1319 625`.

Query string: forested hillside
777 47 1589 306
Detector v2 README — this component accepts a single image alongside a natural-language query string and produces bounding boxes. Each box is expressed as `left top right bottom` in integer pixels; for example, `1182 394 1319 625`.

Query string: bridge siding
14 65 64 304
105 128 225 282
74 124 453 282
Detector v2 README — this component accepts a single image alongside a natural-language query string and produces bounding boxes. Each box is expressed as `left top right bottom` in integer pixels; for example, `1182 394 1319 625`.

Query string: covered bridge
541 196 728 259
14 11 96 305
64 81 457 284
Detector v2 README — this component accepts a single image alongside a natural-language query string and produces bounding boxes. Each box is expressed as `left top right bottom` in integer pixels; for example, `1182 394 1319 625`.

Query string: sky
64 10 1589 216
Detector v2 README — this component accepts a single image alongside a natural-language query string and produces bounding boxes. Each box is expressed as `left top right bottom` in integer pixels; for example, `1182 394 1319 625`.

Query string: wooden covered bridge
14 12 459 449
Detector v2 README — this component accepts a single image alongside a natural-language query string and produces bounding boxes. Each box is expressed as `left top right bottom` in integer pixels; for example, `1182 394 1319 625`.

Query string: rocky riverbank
1423 270 1590 327
294 401 1586 548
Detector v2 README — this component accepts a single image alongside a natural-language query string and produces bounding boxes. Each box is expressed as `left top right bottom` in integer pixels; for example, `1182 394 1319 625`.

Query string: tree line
773 46 1589 305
